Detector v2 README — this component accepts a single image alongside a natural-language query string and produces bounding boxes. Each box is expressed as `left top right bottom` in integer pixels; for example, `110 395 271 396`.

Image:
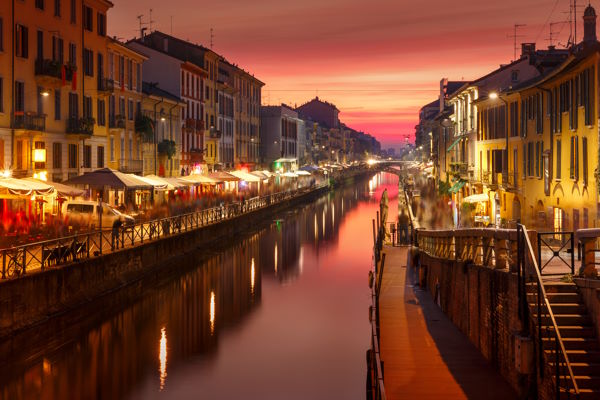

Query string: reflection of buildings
0 234 261 400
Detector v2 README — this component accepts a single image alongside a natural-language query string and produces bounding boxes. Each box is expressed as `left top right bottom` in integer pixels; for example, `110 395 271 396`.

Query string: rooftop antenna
546 21 563 47
210 28 214 49
137 14 144 38
507 24 526 61
170 16 173 34
148 9 155 33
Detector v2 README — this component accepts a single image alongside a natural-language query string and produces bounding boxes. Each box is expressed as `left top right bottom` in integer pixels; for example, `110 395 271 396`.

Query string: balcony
13 112 46 131
67 117 95 136
109 115 126 129
118 159 143 174
505 171 519 190
189 148 204 163
481 170 499 188
98 78 115 93
184 119 204 133
208 127 222 139
35 59 75 82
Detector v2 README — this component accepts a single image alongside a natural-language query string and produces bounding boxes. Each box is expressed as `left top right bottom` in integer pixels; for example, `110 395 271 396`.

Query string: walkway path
378 245 517 399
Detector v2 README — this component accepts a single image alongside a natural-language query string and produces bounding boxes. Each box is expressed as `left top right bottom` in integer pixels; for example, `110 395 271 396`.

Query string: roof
65 169 152 190
142 82 183 103
446 81 468 96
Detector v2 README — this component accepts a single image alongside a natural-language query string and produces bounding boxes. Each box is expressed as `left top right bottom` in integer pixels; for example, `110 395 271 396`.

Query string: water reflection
0 172 396 400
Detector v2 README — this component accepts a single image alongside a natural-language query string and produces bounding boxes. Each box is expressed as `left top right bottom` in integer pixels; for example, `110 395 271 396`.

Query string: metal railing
367 213 386 400
118 159 144 174
13 112 46 131
0 183 328 281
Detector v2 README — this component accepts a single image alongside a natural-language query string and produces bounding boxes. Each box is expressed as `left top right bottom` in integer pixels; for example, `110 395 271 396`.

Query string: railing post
555 334 559 400
538 283 544 379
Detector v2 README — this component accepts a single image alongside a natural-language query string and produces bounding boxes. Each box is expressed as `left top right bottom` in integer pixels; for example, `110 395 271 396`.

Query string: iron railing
0 183 328 281
13 112 46 131
537 231 575 276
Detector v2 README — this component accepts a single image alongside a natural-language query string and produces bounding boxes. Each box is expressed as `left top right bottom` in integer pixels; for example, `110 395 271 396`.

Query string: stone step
542 282 579 294
546 350 600 363
560 388 600 400
537 314 592 326
559 376 600 390
543 337 600 351
543 325 597 338
550 362 600 376
530 303 587 314
545 292 582 304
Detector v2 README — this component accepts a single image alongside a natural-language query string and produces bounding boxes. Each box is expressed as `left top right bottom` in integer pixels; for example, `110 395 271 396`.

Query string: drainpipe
167 102 178 176
153 97 164 175
10 0 15 170
540 87 553 183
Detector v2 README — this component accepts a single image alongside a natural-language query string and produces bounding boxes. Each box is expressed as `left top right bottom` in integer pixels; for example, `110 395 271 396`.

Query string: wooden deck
378 245 517 399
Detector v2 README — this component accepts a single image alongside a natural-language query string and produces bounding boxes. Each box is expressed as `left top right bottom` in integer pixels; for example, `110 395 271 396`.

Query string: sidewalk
378 246 517 399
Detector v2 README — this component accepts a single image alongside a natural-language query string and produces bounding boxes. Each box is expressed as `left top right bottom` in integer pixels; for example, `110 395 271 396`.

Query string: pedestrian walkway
378 245 517 400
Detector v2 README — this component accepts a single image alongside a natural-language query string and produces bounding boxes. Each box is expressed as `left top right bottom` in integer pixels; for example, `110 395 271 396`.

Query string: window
0 78 3 113
97 13 106 36
136 63 141 92
128 60 132 89
119 97 125 117
120 137 125 160
15 81 25 113
54 0 61 17
83 6 93 31
34 141 46 169
97 146 104 168
527 142 534 176
68 92 78 118
97 99 105 126
52 36 64 63
119 56 124 84
83 145 91 168
83 48 93 76
583 137 588 186
83 96 92 119
570 136 579 180
68 144 77 168
36 0 44 10
128 99 133 120
556 139 561 180
69 43 76 66
110 137 115 161
52 143 62 169
70 0 76 24
15 25 28 58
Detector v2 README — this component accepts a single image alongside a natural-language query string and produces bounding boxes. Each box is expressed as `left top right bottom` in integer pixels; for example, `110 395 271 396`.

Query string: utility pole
507 24 526 61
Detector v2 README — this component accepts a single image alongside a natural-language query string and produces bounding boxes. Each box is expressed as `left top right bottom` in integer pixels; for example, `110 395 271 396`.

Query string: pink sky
108 0 580 149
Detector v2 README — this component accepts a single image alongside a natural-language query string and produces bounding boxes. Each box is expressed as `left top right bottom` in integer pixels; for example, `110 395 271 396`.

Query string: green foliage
135 114 154 142
157 139 177 159
438 180 451 196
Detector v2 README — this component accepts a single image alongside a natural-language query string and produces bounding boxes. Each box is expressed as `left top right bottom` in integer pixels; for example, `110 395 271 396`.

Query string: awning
448 180 466 193
295 170 311 176
180 174 221 186
446 137 462 152
161 177 190 189
250 171 268 180
24 178 83 197
208 172 240 182
229 170 262 183
462 193 489 203
260 170 273 178
282 172 298 178
0 177 55 196
299 165 319 172
66 168 153 190
134 175 170 190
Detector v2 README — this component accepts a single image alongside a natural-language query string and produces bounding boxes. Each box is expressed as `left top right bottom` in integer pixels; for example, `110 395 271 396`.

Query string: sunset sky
109 0 580 150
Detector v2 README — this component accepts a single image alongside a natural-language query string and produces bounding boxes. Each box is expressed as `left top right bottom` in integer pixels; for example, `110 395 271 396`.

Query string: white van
63 200 135 229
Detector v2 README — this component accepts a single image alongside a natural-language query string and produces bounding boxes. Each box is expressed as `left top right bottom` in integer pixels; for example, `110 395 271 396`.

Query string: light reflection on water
0 172 398 400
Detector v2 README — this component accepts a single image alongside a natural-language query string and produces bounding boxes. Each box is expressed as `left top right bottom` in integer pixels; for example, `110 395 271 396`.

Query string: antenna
507 24 526 61
137 14 144 38
546 21 563 46
210 28 214 49
170 16 173 34
148 9 155 33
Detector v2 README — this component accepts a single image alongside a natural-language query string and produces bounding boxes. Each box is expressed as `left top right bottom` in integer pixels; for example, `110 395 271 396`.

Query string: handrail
519 224 579 398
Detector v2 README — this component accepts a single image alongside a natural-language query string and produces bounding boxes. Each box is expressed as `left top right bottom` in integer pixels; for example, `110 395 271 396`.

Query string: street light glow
489 92 498 100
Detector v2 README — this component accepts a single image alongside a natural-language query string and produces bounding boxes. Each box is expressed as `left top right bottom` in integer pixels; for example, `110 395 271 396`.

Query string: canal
0 172 398 400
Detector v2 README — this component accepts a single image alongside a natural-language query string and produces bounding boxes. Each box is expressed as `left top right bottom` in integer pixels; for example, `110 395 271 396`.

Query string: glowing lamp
489 92 498 100
1 170 12 178
33 149 46 163
40 89 50 97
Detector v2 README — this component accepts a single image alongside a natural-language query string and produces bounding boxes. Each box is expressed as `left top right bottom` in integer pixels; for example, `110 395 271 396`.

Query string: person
111 219 123 250
398 209 410 244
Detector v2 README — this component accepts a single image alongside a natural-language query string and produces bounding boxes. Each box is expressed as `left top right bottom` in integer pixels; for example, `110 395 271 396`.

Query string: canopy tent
0 177 55 196
260 170 273 178
250 171 269 180
423 166 434 174
24 178 83 197
448 180 466 193
274 158 297 164
295 170 311 176
66 168 152 190
281 172 299 178
133 175 169 191
180 174 221 186
299 165 319 172
160 176 190 189
462 193 489 203
229 170 262 183
208 171 240 182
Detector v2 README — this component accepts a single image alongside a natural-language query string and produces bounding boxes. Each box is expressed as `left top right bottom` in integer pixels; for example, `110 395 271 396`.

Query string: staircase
530 282 600 400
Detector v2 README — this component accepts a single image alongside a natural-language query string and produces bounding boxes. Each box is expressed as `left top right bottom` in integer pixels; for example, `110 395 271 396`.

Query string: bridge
367 167 600 400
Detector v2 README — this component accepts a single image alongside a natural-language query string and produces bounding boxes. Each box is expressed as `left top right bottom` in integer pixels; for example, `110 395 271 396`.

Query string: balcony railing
98 78 115 93
118 159 143 174
67 117 95 135
35 59 75 81
13 112 46 131
109 115 126 129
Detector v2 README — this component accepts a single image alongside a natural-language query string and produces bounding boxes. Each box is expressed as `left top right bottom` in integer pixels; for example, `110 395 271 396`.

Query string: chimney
584 4 597 43
521 43 536 58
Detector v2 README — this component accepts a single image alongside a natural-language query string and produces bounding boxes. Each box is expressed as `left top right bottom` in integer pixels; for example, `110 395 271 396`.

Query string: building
296 96 339 129
1 0 118 181
140 82 184 177
260 105 300 168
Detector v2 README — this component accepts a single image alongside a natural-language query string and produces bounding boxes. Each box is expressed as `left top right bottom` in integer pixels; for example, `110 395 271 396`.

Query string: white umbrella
462 193 489 203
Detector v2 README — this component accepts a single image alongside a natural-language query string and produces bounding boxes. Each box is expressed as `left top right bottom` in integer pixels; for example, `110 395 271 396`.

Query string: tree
157 139 176 159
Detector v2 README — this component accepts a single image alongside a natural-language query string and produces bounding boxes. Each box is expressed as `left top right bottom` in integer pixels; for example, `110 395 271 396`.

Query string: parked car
63 200 135 229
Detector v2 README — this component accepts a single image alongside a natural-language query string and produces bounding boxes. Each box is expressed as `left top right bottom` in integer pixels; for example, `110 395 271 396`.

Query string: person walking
380 188 389 239
398 209 410 244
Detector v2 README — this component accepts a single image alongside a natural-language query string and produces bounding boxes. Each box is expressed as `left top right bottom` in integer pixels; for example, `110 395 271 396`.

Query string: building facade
260 105 299 167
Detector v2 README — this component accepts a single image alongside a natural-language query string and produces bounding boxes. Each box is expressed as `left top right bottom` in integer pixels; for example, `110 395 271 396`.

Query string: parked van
63 201 134 229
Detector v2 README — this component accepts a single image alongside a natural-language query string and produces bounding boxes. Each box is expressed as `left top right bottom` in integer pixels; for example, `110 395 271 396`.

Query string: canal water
0 172 398 400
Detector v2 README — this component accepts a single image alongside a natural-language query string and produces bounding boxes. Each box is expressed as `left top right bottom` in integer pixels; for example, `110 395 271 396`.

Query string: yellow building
476 11 600 230
1 0 115 181
105 39 147 175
